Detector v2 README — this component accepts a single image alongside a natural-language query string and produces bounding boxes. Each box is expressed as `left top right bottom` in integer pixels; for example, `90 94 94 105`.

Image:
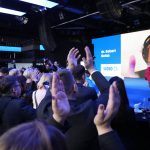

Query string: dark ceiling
0 0 150 46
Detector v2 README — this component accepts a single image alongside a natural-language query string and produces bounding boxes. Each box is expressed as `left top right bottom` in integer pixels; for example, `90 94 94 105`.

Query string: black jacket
37 71 125 150
0 96 36 134
76 82 97 103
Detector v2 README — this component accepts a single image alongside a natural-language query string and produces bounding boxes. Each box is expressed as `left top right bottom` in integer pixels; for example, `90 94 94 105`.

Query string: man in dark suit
72 64 97 103
49 70 125 150
0 76 36 134
37 46 124 150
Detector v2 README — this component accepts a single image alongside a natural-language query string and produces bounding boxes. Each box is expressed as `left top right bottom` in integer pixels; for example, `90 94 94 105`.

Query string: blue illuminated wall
92 35 121 69
92 35 121 76
92 29 150 78
0 45 45 52
0 46 21 52
92 33 150 109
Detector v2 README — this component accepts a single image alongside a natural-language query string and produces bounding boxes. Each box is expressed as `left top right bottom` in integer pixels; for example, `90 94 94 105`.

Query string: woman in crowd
32 73 52 109
23 67 40 105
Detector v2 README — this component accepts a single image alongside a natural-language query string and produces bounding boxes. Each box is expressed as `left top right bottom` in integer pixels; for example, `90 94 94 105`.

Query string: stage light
15 16 28 24
19 0 58 9
0 46 21 52
40 45 45 51
31 5 47 13
0 7 26 16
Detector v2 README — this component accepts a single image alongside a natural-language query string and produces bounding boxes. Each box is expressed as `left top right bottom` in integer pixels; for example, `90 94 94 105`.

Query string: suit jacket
91 71 110 95
76 82 97 103
47 99 125 150
98 131 125 150
64 70 110 150
91 71 110 107
0 96 36 134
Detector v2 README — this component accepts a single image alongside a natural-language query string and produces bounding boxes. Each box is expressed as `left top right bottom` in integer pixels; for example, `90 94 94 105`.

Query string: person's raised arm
94 81 120 135
94 82 125 150
82 46 96 74
51 72 70 125
82 46 110 94
67 47 81 71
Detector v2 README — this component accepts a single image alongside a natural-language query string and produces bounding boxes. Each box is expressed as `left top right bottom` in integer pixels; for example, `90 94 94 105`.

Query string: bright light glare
40 45 45 51
19 0 58 9
0 46 21 52
0 7 26 16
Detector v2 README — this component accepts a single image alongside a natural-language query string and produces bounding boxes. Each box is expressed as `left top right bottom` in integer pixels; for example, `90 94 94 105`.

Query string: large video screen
92 29 150 78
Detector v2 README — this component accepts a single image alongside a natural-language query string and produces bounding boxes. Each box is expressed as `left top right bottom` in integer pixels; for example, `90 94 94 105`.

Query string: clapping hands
94 82 120 135
82 46 95 73
52 72 70 124
67 47 81 70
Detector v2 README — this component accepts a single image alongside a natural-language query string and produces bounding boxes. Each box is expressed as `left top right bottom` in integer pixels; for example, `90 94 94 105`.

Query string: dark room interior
0 1 149 149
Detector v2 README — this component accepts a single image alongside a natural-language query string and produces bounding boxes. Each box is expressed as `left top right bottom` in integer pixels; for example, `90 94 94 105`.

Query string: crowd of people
0 46 142 150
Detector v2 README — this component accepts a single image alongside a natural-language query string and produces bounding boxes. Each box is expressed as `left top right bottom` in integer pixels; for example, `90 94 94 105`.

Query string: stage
124 78 150 107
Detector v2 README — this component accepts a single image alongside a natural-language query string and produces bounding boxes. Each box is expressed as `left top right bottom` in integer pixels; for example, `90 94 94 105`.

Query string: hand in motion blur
67 47 81 70
123 55 139 78
94 81 120 135
82 46 96 74
52 72 70 124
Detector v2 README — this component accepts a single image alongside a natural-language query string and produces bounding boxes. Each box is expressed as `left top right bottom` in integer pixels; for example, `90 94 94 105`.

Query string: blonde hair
23 68 34 79
0 120 67 150
37 73 52 89
9 69 20 76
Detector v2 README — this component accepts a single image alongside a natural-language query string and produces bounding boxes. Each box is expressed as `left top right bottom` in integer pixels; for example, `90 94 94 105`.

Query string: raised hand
52 72 70 124
67 47 81 70
123 55 139 78
127 55 139 77
82 46 95 74
94 81 120 135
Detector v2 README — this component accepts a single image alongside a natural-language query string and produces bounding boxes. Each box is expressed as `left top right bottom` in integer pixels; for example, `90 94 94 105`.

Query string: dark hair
58 69 75 95
142 35 150 63
0 76 18 95
0 67 9 75
109 76 131 128
0 120 67 150
17 75 26 85
17 75 27 95
109 76 129 110
72 65 85 81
